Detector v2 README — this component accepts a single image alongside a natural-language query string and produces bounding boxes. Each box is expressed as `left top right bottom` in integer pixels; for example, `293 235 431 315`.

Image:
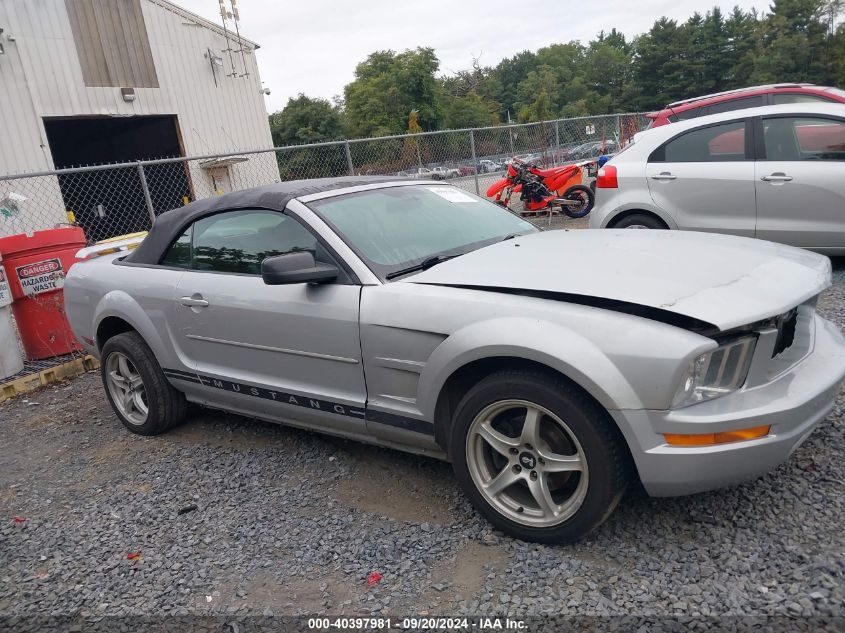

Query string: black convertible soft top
126 176 401 265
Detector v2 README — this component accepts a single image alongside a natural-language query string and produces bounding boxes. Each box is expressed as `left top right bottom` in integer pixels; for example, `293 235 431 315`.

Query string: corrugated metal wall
0 0 277 234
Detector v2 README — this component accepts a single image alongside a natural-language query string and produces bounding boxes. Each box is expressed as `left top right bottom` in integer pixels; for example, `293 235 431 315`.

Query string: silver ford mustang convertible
65 178 845 543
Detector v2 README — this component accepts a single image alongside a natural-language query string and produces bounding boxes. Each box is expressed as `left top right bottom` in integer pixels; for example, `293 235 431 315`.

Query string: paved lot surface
1 226 843 622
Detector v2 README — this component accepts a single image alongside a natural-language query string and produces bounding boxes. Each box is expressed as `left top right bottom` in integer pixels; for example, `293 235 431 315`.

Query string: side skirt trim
163 369 435 437
163 369 365 419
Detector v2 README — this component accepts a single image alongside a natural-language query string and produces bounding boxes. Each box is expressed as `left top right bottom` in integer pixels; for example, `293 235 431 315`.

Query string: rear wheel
101 332 187 436
449 370 629 543
561 185 595 218
612 213 666 230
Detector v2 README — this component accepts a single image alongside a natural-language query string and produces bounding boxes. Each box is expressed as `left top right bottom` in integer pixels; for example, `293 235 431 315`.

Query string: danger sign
16 258 65 297
0 268 11 307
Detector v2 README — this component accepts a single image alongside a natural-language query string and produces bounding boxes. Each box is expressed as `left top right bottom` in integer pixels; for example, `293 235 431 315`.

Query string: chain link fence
0 112 647 242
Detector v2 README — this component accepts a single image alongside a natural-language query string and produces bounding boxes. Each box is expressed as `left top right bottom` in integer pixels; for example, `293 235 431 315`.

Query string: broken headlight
672 336 757 408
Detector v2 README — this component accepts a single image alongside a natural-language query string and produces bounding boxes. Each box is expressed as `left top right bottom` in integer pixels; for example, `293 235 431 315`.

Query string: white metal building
0 0 277 237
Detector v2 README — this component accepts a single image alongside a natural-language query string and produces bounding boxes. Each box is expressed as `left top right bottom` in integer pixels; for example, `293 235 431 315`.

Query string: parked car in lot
65 178 845 543
568 140 618 160
432 165 460 179
646 83 845 128
591 103 845 253
478 159 504 173
397 167 446 180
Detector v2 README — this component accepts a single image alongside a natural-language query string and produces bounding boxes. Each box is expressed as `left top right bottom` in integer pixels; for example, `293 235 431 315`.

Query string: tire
561 184 595 219
611 213 666 230
449 369 629 544
101 331 188 436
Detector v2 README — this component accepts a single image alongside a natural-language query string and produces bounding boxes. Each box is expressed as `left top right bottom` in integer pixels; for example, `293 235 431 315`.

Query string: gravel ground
0 241 843 626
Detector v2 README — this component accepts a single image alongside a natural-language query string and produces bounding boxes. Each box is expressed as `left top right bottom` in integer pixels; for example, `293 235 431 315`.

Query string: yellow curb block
0 355 99 404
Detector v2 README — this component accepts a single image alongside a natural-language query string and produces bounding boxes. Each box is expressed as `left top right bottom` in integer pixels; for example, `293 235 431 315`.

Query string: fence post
615 114 622 144
344 141 355 176
469 129 480 195
137 163 156 226
554 120 560 161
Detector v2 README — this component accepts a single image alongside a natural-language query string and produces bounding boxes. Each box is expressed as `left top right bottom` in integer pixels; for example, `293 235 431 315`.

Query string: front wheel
561 184 595 218
449 370 629 543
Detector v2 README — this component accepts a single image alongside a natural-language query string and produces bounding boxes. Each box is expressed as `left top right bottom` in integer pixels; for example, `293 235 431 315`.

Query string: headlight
672 336 757 408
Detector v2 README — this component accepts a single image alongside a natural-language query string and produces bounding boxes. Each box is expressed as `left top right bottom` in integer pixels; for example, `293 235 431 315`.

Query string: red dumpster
0 227 87 360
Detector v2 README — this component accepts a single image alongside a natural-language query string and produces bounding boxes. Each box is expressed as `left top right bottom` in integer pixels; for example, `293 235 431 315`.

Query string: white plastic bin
0 253 24 380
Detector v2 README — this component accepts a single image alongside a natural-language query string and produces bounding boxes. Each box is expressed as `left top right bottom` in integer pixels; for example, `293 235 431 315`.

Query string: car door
646 119 757 237
164 207 368 434
754 115 845 249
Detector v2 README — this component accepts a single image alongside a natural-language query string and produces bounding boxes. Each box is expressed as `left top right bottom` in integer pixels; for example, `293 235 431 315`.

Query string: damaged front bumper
612 313 845 497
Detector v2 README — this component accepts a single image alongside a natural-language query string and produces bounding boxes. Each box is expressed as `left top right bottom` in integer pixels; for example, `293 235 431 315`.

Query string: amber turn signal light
664 425 771 447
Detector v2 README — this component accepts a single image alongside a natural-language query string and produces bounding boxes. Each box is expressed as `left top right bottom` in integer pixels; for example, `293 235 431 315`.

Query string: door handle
650 172 677 180
761 174 793 182
179 295 209 308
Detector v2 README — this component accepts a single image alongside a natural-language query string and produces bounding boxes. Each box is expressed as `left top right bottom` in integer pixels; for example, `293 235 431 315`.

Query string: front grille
772 308 798 358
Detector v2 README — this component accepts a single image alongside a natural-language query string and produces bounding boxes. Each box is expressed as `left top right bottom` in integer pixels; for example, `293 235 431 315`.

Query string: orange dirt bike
486 158 595 218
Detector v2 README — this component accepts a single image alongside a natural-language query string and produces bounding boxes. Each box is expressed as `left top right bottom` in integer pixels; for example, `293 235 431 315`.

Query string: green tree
268 95 348 179
344 48 441 137
724 7 759 87
268 94 345 146
273 0 845 145
488 50 539 119
631 17 688 109
834 20 845 85
583 31 633 112
441 91 500 128
514 65 560 121
752 0 833 83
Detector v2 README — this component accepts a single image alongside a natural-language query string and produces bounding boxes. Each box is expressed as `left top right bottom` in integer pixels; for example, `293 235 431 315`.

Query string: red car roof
647 84 845 125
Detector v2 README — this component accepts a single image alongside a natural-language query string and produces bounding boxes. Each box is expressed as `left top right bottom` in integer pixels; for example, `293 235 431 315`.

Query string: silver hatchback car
590 103 845 254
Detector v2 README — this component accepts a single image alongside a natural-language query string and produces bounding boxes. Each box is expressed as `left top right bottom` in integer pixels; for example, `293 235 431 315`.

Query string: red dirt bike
486 158 595 218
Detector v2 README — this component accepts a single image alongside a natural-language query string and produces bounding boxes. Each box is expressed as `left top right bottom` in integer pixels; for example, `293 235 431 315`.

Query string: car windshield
307 185 537 280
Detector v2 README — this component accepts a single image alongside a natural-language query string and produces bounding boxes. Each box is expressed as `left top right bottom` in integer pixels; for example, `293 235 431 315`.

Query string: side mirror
261 251 338 285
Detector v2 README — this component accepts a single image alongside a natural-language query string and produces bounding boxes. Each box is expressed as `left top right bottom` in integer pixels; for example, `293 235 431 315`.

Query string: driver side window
160 209 325 276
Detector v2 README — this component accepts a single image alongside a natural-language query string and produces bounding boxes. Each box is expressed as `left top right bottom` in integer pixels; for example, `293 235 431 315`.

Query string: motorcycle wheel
561 185 595 219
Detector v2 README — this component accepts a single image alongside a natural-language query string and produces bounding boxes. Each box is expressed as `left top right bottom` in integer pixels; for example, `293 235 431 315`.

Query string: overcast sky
175 0 774 113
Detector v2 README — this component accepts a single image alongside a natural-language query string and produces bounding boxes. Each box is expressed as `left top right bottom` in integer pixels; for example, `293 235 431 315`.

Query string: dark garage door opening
44 115 191 241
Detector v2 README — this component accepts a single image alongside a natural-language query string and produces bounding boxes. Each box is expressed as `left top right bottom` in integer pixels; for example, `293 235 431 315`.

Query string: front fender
416 317 642 421
485 178 511 197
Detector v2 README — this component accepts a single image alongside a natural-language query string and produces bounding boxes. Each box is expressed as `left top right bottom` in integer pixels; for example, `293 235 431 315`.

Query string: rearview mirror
261 251 338 285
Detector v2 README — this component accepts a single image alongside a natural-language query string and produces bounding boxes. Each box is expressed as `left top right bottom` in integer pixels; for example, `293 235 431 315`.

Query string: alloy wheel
105 352 149 426
466 399 589 528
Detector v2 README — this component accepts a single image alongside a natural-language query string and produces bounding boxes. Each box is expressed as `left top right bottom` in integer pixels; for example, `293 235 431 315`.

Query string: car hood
404 230 831 332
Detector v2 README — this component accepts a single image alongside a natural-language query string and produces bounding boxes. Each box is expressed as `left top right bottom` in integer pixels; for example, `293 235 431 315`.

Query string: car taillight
596 165 618 189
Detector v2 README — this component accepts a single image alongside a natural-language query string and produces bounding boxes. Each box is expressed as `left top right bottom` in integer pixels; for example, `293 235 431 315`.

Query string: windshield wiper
385 254 460 280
